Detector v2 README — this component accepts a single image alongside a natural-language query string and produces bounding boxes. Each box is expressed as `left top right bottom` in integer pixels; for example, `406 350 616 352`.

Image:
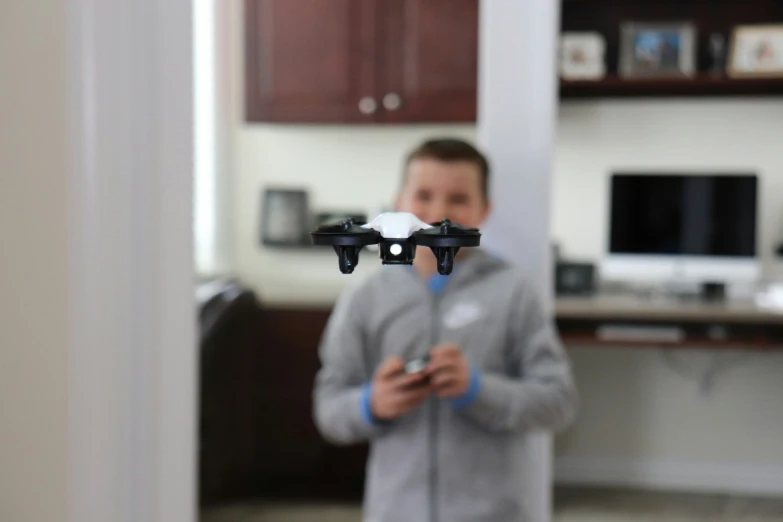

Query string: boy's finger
399 382 430 399
429 353 458 366
435 385 461 398
377 357 405 378
430 343 460 357
431 370 458 389
396 386 430 408
426 358 459 374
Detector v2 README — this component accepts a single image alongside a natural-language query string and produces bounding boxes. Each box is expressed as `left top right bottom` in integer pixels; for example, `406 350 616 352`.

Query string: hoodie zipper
429 292 441 522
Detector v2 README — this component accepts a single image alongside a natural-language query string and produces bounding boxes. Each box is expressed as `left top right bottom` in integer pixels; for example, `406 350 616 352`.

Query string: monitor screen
609 173 757 258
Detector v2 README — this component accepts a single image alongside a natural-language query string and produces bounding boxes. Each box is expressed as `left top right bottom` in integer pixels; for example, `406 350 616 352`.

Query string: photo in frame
619 22 697 78
728 24 783 78
559 32 606 80
260 187 310 246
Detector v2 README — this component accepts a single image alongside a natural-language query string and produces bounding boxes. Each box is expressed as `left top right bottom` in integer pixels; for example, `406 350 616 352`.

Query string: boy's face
395 157 490 229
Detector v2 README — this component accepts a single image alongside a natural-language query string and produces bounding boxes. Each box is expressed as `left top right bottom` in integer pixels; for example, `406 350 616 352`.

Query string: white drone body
361 212 432 238
311 211 481 275
361 212 433 257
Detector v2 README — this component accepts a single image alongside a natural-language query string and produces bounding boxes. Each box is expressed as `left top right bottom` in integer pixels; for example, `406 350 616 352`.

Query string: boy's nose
429 201 448 222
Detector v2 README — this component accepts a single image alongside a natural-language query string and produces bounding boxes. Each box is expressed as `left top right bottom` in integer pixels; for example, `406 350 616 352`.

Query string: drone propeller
310 218 381 273
412 219 481 275
310 217 381 246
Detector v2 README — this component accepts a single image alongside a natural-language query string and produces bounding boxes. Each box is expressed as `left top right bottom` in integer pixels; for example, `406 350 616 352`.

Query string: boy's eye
415 190 432 201
449 194 469 205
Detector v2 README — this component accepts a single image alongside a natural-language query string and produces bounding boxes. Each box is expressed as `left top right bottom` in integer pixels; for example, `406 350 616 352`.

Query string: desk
232 294 783 502
555 294 783 349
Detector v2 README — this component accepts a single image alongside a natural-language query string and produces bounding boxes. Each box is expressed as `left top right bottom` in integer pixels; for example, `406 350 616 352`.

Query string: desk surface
556 294 783 325
555 292 783 348
256 291 783 348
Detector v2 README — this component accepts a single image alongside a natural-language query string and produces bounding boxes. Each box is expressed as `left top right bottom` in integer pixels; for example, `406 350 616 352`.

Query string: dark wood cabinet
378 0 479 122
244 0 377 123
254 306 368 501
244 0 479 123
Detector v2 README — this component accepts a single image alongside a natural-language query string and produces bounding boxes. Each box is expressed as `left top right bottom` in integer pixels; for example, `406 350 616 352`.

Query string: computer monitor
602 172 760 286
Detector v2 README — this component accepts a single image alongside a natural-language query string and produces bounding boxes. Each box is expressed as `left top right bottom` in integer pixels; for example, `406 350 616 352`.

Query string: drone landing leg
431 247 460 275
334 245 361 274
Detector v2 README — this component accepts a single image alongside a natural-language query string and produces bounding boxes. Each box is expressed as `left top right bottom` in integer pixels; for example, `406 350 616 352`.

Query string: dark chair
197 278 265 507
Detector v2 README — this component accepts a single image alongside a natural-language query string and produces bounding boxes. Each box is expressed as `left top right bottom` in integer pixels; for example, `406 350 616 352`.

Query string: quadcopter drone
311 212 481 275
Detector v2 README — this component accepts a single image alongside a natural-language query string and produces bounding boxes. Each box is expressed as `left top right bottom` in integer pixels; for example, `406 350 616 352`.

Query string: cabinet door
378 0 479 123
245 0 378 123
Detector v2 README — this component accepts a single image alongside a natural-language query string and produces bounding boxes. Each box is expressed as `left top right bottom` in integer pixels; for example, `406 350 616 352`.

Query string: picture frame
619 22 697 78
559 32 606 80
260 187 310 246
727 24 783 78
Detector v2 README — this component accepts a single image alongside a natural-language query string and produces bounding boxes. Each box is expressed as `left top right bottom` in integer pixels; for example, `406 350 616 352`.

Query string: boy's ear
480 200 492 224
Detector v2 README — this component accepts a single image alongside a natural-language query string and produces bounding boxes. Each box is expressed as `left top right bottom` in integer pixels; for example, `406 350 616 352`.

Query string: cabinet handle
383 92 402 111
358 96 377 114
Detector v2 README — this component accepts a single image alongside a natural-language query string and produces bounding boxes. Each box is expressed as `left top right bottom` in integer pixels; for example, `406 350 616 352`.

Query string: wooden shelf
559 0 783 99
560 74 783 99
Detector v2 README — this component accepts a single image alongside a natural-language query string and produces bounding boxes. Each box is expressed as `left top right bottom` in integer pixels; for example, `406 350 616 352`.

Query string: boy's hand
370 356 430 420
427 343 471 398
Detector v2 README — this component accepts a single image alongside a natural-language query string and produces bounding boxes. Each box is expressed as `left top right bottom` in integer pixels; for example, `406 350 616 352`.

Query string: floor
201 487 783 522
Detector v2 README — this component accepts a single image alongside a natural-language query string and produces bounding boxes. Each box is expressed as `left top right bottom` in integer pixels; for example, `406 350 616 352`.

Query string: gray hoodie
313 248 578 522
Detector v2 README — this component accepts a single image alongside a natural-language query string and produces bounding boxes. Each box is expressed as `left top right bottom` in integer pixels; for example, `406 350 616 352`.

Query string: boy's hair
402 138 491 201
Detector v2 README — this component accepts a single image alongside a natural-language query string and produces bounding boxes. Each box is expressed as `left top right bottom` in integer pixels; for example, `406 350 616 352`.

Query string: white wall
0 2 69 520
195 0 236 278
233 125 474 303
225 0 783 496
556 346 783 495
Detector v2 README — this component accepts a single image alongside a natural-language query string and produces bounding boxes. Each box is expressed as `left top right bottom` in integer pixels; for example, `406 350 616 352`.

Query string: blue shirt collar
426 272 450 293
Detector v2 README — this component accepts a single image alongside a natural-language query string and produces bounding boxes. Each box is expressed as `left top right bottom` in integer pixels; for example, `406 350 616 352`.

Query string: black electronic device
701 281 726 301
311 212 481 275
608 173 757 257
603 172 760 284
403 355 430 375
555 261 596 296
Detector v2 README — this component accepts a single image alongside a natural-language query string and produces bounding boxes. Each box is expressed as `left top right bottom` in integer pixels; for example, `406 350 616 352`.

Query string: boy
313 138 578 522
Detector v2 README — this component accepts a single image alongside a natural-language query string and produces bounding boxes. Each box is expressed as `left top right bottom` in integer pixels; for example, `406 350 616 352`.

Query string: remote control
404 355 430 375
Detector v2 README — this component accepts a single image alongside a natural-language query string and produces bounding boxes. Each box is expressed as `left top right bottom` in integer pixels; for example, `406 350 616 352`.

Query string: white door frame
66 1 196 521
477 2 562 522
